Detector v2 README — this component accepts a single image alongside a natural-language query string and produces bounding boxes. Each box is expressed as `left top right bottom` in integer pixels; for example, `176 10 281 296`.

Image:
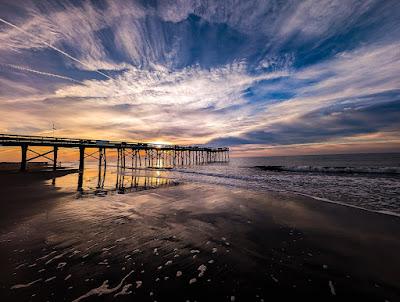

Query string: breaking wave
253 165 400 175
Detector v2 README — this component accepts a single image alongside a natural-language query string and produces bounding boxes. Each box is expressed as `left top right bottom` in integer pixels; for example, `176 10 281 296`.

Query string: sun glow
151 140 170 146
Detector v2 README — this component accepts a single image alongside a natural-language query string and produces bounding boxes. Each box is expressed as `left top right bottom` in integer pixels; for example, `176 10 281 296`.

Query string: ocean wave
173 168 259 182
293 192 400 218
253 165 400 174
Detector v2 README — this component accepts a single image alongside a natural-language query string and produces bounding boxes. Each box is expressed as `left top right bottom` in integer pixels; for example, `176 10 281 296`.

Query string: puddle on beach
47 165 177 197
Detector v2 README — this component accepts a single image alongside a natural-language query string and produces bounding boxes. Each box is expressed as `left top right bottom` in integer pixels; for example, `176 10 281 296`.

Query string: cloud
0 16 112 79
0 0 388 69
208 42 400 146
0 63 84 84
0 61 287 143
277 0 374 41
54 62 288 108
0 0 399 153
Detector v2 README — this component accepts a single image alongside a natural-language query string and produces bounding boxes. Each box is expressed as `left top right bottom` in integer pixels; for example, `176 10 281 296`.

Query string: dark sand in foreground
0 171 399 301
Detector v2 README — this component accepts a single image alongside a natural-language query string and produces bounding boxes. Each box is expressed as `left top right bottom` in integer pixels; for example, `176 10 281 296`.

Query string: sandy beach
0 170 399 301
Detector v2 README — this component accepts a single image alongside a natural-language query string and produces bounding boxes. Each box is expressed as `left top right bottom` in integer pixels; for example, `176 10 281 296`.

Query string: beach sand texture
0 170 399 301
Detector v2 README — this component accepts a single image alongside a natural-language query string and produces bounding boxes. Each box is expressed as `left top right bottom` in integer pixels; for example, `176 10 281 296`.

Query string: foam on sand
72 270 134 302
11 278 42 289
45 251 68 265
198 264 207 277
271 275 279 283
114 284 132 297
15 263 27 270
37 250 57 261
329 280 336 296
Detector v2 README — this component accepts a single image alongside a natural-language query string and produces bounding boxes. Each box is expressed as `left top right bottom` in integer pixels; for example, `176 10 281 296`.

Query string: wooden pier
0 134 229 171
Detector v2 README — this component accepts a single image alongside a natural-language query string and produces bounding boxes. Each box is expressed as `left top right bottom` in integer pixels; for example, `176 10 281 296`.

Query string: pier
0 134 229 172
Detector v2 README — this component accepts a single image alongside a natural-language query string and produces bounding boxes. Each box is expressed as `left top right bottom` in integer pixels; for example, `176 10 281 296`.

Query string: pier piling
79 146 85 171
20 144 27 172
53 146 58 171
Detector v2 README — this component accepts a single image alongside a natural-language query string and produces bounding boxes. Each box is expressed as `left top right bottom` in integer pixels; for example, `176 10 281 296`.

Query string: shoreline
184 178 400 219
295 191 400 218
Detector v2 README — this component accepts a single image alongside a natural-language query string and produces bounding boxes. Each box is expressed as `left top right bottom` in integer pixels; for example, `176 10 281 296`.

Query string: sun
151 140 170 146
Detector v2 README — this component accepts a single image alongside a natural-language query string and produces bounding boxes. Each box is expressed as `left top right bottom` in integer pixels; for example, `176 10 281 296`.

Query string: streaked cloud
0 0 399 154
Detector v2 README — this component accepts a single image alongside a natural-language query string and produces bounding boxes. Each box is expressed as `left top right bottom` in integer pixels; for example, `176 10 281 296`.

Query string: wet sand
0 171 400 301
0 169 77 230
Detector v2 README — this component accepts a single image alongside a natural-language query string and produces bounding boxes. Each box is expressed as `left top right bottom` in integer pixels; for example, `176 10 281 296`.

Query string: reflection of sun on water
47 167 174 195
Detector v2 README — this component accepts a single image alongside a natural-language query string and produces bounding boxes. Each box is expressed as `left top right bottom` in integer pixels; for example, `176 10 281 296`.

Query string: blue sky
0 0 399 155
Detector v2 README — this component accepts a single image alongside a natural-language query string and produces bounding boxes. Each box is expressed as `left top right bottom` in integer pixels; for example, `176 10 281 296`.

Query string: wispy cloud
0 63 85 84
0 16 112 79
0 0 399 154
208 42 400 146
0 62 288 143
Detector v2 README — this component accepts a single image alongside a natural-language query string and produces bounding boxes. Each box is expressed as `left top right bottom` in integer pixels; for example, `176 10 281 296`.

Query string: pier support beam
53 146 58 171
20 144 27 172
98 147 103 168
79 146 85 171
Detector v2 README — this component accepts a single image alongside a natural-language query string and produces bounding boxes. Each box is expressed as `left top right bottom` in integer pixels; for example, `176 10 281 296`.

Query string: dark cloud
208 94 400 146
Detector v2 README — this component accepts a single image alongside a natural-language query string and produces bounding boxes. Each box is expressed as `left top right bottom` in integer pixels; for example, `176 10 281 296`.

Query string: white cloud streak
0 63 85 84
0 16 112 79
55 62 287 108
0 0 399 151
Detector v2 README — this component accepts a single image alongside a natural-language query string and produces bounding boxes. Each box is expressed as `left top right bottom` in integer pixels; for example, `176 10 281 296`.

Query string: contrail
0 17 112 80
1 63 85 84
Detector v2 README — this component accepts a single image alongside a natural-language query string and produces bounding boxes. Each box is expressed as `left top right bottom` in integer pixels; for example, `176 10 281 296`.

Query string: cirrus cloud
0 0 399 155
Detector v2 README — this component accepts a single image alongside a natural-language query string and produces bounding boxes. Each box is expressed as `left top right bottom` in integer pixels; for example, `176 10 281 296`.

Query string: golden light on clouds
0 0 399 157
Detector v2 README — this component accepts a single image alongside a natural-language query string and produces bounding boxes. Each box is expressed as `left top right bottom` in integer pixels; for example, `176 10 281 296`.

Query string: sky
0 0 399 157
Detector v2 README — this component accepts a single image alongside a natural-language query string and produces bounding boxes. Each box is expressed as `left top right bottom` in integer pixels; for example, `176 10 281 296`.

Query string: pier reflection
52 160 177 197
